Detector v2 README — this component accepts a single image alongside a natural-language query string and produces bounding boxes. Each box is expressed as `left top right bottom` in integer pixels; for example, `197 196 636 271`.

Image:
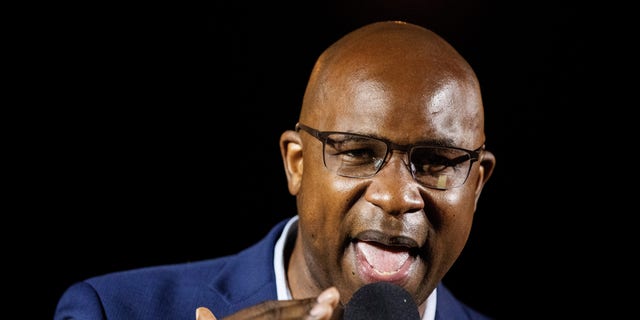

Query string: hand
196 286 341 320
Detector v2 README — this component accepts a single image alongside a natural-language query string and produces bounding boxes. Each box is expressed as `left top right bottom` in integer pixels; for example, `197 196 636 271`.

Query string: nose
364 150 424 215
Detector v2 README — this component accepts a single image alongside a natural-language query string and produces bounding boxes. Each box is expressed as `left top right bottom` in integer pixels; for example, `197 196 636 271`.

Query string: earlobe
280 130 304 195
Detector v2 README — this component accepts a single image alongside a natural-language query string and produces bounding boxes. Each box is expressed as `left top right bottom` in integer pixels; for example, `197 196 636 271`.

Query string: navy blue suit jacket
55 217 491 320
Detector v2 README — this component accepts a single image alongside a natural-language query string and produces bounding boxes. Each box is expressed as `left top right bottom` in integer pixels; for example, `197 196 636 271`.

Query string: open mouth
355 240 416 283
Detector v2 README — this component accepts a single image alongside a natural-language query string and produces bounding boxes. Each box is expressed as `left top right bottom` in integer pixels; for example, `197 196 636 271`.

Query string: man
55 20 496 320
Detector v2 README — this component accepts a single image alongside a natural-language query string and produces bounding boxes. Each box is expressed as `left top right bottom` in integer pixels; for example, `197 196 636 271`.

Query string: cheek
298 171 350 243
297 174 355 281
438 188 476 246
442 181 477 215
299 159 357 216
423 189 477 281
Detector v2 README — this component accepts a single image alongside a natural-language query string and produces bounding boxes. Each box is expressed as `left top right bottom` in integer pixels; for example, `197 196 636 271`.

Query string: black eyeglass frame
295 122 485 190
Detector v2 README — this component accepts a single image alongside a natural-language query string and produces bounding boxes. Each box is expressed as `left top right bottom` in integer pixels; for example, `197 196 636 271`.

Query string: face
281 23 494 311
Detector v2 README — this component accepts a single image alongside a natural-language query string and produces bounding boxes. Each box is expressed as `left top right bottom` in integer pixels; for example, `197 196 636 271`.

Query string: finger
309 287 341 320
317 287 340 308
207 288 342 320
196 307 217 320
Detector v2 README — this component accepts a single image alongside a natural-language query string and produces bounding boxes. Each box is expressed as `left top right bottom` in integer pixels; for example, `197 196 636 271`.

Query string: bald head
299 20 483 143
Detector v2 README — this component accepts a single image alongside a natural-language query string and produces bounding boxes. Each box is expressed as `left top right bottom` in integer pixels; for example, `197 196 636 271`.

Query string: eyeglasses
296 123 484 190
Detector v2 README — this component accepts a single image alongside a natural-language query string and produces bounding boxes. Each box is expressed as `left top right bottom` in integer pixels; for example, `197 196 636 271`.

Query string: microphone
344 282 420 320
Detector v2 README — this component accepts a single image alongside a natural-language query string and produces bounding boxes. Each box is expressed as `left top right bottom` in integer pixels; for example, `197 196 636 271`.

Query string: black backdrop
39 1 612 319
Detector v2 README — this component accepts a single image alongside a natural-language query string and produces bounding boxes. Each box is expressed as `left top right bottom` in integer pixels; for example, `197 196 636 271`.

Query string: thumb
195 307 217 320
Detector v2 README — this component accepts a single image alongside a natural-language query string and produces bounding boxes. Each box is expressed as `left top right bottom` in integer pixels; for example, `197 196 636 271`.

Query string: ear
280 130 304 195
473 150 496 208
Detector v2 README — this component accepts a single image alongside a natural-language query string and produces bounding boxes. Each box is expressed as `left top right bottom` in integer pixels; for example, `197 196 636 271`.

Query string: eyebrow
348 131 456 148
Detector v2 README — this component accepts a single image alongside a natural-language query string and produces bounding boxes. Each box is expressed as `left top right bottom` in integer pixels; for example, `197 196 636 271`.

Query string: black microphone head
344 281 420 320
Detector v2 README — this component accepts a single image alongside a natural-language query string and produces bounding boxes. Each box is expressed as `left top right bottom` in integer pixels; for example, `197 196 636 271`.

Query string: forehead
312 77 484 148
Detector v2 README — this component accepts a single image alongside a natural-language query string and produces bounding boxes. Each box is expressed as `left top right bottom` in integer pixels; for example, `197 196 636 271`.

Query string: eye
415 156 454 174
411 149 469 175
324 135 387 166
329 144 381 165
422 165 453 177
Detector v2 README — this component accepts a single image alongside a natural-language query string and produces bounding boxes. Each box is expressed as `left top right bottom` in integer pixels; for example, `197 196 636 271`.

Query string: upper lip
353 230 419 249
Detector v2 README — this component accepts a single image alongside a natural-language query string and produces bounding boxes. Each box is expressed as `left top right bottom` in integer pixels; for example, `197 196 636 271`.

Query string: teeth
357 241 409 273
372 267 404 275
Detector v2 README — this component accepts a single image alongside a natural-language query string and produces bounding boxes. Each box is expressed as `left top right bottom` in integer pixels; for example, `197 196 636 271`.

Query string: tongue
356 241 409 273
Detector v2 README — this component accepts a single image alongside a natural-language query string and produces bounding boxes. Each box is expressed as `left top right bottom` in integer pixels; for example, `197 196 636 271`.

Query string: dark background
36 1 620 319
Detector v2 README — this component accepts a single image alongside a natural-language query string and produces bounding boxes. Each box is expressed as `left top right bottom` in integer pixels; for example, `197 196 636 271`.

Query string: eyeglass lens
323 133 473 189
